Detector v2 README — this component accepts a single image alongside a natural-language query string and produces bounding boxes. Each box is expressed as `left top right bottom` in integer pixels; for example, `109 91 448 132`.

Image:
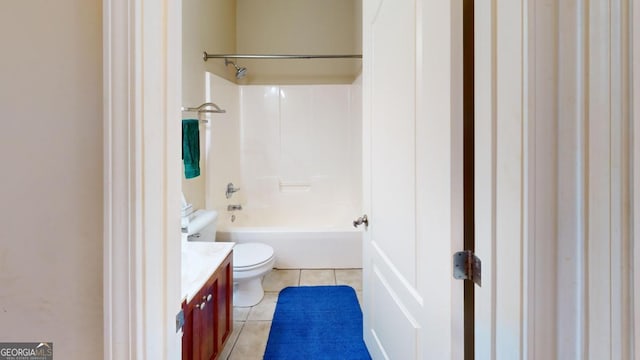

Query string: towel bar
181 102 226 121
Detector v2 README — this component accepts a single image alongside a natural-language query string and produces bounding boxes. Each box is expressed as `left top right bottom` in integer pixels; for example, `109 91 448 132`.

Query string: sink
181 241 235 302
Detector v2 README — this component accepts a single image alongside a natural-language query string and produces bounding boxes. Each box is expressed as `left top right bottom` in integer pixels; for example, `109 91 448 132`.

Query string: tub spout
227 204 243 211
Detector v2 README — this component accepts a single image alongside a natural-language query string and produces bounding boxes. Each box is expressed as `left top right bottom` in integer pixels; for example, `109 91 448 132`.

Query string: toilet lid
233 243 274 268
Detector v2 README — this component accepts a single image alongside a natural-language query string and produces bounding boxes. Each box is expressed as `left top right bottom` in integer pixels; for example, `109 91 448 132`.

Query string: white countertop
181 237 234 303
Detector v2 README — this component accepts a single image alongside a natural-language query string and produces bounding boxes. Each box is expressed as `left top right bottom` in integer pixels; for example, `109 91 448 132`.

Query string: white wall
236 0 361 84
0 0 103 358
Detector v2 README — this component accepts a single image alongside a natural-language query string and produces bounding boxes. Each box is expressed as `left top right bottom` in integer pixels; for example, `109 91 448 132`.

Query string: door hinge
453 250 482 286
176 309 185 333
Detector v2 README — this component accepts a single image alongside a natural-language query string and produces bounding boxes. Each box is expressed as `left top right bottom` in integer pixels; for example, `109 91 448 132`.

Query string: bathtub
216 212 363 269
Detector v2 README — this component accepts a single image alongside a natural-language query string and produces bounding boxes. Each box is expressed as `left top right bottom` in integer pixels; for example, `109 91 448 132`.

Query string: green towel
182 119 200 179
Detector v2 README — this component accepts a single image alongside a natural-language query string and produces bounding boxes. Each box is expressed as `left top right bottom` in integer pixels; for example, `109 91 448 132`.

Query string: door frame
474 0 528 357
103 0 182 358
475 0 638 358
102 0 639 358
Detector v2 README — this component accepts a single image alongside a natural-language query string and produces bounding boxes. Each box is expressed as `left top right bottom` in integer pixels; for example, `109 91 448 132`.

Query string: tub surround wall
204 74 363 268
204 75 362 227
237 84 361 227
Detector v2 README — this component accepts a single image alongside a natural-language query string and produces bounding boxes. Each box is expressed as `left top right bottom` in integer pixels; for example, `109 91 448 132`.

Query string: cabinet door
195 280 217 360
215 256 233 350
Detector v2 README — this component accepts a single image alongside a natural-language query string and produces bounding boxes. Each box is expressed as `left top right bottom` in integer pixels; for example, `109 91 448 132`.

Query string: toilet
183 209 275 307
232 243 276 307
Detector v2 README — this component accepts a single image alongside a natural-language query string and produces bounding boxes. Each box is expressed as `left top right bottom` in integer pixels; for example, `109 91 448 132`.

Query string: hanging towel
182 119 200 179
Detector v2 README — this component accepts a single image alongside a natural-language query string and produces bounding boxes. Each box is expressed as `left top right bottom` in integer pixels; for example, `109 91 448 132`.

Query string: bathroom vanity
181 241 234 360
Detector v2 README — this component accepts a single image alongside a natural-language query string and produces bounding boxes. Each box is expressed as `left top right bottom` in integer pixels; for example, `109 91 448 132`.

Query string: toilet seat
233 243 274 271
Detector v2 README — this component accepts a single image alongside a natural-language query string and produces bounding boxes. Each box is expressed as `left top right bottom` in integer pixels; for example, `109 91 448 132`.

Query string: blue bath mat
264 286 371 360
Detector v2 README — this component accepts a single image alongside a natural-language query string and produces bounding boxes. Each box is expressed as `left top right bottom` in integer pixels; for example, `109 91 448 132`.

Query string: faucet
227 204 242 211
225 182 240 199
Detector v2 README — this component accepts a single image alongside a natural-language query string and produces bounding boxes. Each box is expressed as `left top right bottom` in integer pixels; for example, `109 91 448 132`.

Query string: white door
362 0 465 359
362 0 529 359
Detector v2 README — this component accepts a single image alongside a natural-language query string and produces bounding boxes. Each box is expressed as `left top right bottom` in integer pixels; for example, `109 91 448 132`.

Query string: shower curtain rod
203 51 362 61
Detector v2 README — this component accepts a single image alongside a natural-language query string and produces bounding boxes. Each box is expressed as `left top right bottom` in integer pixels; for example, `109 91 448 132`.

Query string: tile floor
219 268 363 360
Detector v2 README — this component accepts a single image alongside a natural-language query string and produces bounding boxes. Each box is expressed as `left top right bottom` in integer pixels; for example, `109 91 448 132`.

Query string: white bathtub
216 213 362 269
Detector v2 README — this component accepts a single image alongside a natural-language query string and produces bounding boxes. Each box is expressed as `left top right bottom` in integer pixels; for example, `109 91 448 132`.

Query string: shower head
225 59 247 79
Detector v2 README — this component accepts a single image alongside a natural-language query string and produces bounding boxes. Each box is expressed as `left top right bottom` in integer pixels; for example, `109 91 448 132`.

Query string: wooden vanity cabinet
182 251 233 360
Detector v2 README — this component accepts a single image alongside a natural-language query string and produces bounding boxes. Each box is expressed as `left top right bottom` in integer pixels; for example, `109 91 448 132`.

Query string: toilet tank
184 209 218 242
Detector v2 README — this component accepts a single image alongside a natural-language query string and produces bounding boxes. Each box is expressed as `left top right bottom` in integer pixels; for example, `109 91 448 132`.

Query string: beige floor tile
228 321 272 360
262 269 300 292
247 292 278 321
335 268 363 290
233 306 250 321
222 269 368 359
300 269 336 286
218 321 244 360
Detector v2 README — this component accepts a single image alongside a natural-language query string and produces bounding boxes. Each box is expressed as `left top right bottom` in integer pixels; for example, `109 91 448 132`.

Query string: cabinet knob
207 294 213 302
199 302 206 310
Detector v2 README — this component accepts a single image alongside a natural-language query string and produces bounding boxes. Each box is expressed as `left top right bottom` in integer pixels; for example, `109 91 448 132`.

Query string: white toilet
183 209 275 307
232 243 276 307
